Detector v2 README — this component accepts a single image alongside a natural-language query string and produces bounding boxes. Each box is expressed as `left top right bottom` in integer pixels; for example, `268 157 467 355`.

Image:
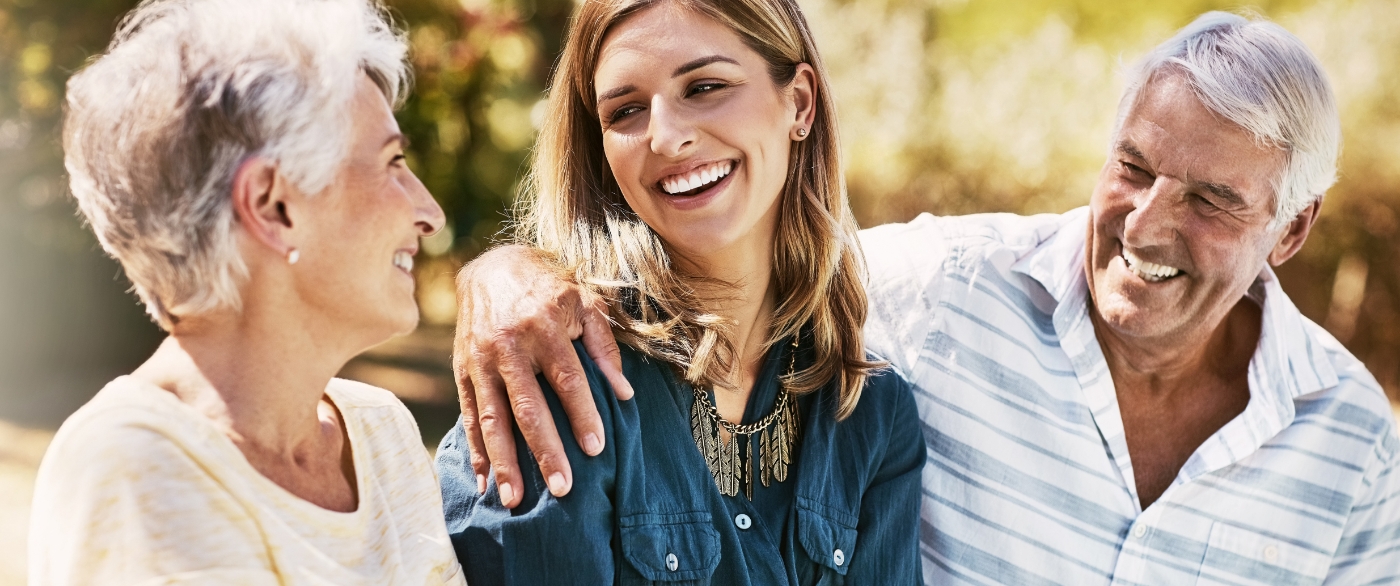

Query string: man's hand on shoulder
453 245 634 508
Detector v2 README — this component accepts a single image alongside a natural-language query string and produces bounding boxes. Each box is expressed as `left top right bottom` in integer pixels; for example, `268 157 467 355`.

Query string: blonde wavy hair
517 0 879 419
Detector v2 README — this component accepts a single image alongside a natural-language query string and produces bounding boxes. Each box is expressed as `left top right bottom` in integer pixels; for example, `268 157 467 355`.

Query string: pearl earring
287 248 300 265
796 128 808 138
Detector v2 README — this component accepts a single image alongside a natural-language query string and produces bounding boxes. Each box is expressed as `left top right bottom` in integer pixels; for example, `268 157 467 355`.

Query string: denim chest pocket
618 513 720 585
1195 521 1330 586
797 501 859 585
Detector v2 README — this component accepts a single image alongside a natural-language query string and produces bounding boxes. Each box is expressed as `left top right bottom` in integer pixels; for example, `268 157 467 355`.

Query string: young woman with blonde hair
434 0 923 583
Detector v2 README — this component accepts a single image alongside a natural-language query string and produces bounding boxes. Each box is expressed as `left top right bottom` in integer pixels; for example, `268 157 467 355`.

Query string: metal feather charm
689 337 802 499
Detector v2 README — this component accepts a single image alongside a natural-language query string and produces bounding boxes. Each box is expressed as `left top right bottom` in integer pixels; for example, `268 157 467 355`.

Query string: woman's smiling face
592 2 812 270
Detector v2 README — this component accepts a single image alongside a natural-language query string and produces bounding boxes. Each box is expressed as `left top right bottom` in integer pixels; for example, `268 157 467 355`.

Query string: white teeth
1122 249 1180 282
661 161 733 195
393 251 414 272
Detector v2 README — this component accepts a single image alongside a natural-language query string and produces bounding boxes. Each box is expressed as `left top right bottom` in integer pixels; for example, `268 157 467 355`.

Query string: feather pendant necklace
690 337 802 500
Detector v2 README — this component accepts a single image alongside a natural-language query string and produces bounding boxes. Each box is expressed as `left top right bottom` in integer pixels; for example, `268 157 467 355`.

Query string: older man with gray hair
450 11 1399 585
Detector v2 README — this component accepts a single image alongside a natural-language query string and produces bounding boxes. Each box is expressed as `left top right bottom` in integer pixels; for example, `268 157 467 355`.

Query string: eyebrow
595 55 741 106
1116 140 1246 206
672 55 739 77
1198 181 1246 207
383 133 408 149
597 84 637 105
1116 140 1148 162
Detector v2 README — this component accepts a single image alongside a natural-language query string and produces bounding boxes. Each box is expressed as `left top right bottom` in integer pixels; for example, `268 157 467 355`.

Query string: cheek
602 136 645 193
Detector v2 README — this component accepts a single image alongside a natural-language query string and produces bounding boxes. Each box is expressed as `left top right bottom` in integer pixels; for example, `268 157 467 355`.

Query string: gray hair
1113 11 1340 229
63 0 410 330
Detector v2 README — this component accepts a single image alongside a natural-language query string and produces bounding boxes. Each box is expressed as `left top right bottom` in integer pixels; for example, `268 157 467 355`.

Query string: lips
659 160 734 196
393 250 414 273
1122 248 1181 282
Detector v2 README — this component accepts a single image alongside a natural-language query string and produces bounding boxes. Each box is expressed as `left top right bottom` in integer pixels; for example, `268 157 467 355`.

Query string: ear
788 63 817 139
231 156 297 259
1268 198 1321 266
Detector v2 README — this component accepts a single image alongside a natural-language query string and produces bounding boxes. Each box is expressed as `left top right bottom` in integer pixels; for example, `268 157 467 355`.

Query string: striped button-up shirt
859 208 1400 585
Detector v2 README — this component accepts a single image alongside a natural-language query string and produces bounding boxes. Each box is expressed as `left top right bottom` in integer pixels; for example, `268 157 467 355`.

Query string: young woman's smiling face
593 2 813 271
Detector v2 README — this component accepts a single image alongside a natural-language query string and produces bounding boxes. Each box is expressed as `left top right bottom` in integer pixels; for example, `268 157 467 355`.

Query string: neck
1091 298 1260 398
131 289 367 454
676 235 777 394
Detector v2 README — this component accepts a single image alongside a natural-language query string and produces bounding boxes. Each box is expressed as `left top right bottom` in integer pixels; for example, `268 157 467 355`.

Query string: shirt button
1133 524 1148 538
734 514 752 530
665 552 678 572
1263 545 1279 562
833 549 845 566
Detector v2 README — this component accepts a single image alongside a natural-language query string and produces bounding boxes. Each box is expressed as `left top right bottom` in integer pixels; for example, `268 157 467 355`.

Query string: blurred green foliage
1 0 1397 425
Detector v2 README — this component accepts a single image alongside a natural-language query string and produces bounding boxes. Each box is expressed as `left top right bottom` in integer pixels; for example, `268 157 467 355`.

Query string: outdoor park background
2 0 1399 581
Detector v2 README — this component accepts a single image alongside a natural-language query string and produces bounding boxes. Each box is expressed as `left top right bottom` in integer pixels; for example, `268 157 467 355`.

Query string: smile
1122 248 1181 282
393 250 414 274
659 160 734 196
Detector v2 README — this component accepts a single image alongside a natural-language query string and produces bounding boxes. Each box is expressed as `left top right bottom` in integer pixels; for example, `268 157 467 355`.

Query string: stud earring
796 128 808 138
287 248 300 265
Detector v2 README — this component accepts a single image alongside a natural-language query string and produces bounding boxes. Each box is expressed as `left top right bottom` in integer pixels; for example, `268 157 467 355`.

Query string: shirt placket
1052 280 1157 584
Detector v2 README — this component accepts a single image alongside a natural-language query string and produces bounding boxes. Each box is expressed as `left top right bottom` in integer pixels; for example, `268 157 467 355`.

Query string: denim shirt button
665 552 679 572
833 549 845 566
735 514 752 530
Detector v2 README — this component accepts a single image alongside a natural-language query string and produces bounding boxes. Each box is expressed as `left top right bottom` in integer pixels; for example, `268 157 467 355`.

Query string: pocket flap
1200 521 1331 583
797 501 859 575
620 513 721 582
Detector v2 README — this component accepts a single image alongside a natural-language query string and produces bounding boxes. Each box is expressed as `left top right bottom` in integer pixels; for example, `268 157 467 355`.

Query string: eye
390 154 407 167
607 105 644 125
686 82 727 97
1121 161 1148 176
1192 192 1220 209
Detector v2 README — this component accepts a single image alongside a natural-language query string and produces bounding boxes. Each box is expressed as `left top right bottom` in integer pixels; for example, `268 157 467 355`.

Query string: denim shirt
436 339 924 585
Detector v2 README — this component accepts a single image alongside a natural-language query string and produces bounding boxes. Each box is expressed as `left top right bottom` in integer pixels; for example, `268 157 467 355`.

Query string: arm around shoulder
859 215 953 376
437 340 634 585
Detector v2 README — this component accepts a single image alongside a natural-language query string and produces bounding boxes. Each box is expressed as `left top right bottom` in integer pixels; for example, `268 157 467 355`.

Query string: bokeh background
2 0 1398 581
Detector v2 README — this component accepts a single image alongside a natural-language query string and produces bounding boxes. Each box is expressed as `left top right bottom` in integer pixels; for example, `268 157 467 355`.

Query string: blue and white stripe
860 208 1400 585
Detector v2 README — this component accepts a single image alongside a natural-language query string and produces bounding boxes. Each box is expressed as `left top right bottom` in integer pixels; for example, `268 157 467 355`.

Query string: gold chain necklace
689 337 801 500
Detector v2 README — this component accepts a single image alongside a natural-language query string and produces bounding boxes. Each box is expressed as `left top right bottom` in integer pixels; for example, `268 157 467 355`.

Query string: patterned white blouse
28 376 465 586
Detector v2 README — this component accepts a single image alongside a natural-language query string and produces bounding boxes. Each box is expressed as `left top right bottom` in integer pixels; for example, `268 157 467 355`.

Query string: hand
453 245 635 508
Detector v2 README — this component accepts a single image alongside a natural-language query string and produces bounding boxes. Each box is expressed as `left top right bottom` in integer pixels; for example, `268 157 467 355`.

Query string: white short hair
1113 11 1340 229
63 0 410 329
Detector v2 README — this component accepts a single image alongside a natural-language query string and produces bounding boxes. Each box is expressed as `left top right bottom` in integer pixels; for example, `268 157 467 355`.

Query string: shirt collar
1009 206 1338 414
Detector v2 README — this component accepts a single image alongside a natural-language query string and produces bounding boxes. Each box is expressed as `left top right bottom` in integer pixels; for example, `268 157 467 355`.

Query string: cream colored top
28 376 466 586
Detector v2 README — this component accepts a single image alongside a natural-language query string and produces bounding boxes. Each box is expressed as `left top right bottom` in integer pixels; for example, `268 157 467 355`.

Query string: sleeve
436 340 626 585
858 214 953 377
1325 430 1400 584
28 417 277 586
845 370 926 583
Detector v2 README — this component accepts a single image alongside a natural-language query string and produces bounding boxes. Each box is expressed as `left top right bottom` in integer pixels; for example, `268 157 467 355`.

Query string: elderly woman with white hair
27 0 466 584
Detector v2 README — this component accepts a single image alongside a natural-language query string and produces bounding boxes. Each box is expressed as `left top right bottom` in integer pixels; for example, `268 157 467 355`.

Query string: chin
390 308 420 336
1094 296 1180 341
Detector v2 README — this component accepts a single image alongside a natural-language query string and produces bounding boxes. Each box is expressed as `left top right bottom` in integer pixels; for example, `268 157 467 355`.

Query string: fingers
471 354 528 508
581 298 634 401
455 375 490 494
540 333 607 457
453 289 490 493
496 347 574 501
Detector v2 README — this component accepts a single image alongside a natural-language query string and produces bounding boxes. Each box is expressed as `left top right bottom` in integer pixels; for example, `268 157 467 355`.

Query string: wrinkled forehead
1118 73 1287 208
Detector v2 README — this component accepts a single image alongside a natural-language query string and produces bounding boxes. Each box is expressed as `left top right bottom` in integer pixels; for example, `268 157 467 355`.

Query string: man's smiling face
1087 72 1290 344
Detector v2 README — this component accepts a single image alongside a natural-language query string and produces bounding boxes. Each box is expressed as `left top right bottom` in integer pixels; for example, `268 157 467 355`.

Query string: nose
409 177 446 237
1122 176 1184 249
647 96 695 158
